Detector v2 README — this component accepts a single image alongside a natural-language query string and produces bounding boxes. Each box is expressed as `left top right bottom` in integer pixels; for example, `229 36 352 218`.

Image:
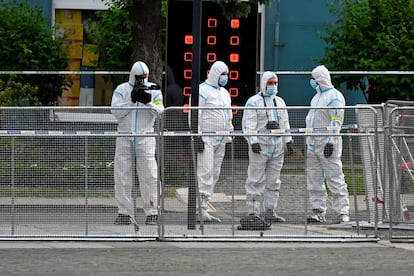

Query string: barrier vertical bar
11 137 15 236
157 114 163 239
188 0 202 230
84 137 89 236
159 113 165 239
231 136 235 236
348 134 360 234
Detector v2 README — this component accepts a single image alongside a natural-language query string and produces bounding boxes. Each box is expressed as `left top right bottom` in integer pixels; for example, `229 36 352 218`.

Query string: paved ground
0 240 413 275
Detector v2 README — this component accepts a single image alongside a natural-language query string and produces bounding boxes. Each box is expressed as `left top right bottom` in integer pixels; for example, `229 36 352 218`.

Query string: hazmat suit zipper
133 102 139 148
261 93 280 157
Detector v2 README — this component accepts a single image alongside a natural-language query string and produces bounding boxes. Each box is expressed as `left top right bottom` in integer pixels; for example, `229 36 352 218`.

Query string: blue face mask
266 86 278 96
310 79 318 90
218 75 228 86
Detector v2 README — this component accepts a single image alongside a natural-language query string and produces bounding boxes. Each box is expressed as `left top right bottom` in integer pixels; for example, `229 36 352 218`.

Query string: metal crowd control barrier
385 101 414 241
355 104 389 226
0 106 159 240
0 106 381 241
160 106 380 241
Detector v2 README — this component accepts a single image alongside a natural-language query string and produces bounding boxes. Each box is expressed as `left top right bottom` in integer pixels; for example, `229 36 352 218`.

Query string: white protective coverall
111 61 164 217
242 71 292 216
306 65 350 217
197 61 233 219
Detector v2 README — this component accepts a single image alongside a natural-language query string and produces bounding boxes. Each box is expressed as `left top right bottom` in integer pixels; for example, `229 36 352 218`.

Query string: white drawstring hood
260 71 277 96
205 61 229 87
311 65 333 90
128 61 149 85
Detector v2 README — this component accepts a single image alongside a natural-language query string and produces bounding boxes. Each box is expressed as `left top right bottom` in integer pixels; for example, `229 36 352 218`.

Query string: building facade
25 0 366 106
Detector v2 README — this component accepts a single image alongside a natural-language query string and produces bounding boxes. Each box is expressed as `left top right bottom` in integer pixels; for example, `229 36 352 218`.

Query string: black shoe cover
237 214 271 230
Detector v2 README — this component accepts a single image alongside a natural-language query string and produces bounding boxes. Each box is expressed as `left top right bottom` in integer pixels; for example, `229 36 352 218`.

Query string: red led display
230 19 240 29
207 36 216 45
168 1 257 107
229 70 239 80
207 18 217 28
184 35 193 44
183 86 192 96
230 36 239 46
184 52 192 62
230 53 239 63
206 53 217 63
183 69 192 79
229 88 239 97
231 104 238 115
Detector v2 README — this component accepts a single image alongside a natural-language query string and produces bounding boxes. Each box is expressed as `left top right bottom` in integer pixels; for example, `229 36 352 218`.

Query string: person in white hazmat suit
306 65 350 223
111 61 164 225
239 71 293 230
193 61 234 223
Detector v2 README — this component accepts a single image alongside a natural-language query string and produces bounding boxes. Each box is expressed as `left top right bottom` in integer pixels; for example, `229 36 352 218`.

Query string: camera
266 121 279 130
131 76 160 104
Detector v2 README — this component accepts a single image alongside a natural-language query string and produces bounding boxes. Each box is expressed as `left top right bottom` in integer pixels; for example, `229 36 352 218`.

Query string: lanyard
260 93 278 122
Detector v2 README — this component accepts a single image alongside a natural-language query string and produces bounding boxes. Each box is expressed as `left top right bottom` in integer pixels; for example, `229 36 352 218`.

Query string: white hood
260 71 277 96
205 61 228 87
128 61 149 84
311 65 333 90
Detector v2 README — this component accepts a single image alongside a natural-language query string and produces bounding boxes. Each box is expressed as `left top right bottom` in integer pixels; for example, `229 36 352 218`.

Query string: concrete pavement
0 241 413 275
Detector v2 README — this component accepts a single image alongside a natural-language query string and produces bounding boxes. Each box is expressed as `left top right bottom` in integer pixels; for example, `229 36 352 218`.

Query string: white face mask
266 86 278 96
310 79 318 89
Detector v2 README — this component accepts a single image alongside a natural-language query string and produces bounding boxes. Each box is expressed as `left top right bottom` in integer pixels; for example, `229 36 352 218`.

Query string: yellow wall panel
55 10 82 24
82 44 99 67
56 24 83 40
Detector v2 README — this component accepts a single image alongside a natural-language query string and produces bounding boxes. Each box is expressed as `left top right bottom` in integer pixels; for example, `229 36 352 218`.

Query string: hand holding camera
131 76 160 104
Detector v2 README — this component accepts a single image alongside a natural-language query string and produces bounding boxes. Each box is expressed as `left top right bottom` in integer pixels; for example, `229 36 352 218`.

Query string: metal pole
159 114 165 239
348 134 360 234
231 138 235 236
304 144 308 235
188 0 202 230
84 137 89 236
11 138 15 236
273 0 281 69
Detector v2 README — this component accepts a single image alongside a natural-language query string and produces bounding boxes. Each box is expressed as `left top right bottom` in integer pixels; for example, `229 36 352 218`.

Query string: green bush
0 0 68 105
0 76 40 106
321 0 414 102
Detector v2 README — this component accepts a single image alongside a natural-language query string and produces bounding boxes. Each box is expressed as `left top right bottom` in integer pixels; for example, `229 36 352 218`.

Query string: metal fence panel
355 104 388 225
0 106 382 241
160 106 379 241
0 107 159 240
386 102 414 240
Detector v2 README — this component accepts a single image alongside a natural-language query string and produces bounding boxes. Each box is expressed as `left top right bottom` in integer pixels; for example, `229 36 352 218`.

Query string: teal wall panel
264 0 366 106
